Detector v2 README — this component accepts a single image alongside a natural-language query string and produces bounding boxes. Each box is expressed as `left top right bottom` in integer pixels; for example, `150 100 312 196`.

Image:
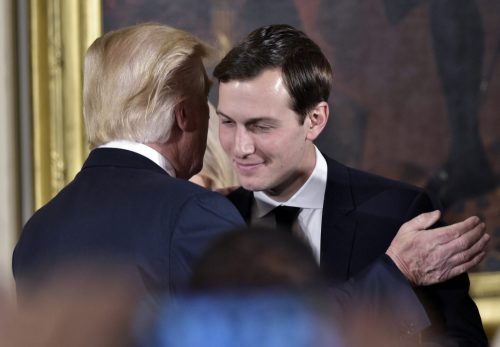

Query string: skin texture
386 210 489 285
217 68 327 202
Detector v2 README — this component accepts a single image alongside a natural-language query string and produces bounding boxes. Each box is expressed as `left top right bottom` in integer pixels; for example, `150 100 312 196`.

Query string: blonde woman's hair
198 102 239 189
83 23 211 148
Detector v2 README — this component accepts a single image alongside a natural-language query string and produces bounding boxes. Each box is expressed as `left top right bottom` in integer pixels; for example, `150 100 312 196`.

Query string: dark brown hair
213 24 332 123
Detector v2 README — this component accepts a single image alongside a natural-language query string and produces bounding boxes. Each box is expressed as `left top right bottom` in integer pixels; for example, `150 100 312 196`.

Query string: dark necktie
273 206 301 232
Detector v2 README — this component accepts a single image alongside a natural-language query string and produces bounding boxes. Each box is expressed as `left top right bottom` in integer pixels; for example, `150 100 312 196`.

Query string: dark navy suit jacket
228 156 486 346
13 148 245 298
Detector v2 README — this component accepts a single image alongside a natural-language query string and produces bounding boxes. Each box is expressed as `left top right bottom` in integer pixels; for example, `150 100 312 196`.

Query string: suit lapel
320 157 357 282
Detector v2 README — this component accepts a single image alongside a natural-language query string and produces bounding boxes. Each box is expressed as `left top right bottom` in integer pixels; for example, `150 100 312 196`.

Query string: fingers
389 213 487 286
442 251 487 281
429 216 483 245
417 247 487 285
403 210 441 232
445 232 490 268
445 216 482 239
440 221 486 251
425 232 489 284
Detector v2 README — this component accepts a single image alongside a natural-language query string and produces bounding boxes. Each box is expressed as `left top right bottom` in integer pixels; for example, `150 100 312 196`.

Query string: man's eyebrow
216 110 230 118
246 117 280 126
215 111 279 125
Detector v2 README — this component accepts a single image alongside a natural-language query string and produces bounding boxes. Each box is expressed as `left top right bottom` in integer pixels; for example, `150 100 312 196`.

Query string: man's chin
239 179 267 193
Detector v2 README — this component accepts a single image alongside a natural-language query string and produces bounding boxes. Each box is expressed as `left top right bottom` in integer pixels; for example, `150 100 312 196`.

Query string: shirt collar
254 146 328 217
98 140 176 177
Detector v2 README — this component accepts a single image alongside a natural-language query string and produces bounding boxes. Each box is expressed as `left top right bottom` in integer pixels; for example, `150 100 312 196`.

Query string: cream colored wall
0 0 18 292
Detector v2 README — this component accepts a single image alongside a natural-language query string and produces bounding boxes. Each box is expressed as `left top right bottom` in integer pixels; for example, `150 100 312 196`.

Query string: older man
13 24 244 299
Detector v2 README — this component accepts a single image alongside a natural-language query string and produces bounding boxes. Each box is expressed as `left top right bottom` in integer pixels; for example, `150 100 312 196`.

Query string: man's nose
234 128 255 157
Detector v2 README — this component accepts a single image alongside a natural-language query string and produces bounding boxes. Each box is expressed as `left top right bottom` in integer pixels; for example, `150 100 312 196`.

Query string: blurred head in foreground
190 226 325 290
164 227 339 347
185 226 418 347
4 264 143 347
145 292 341 347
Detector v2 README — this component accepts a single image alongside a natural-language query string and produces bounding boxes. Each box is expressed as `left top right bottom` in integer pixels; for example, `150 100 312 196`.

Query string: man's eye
250 124 273 132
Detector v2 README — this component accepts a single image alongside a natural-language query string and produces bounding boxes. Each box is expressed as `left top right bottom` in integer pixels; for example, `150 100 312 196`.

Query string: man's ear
306 101 329 141
174 102 190 132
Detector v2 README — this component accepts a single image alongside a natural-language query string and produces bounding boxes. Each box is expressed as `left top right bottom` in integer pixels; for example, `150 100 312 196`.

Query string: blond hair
200 102 239 189
83 23 211 147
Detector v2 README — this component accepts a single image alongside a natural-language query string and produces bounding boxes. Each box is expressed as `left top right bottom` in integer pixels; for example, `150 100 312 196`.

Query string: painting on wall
102 0 500 272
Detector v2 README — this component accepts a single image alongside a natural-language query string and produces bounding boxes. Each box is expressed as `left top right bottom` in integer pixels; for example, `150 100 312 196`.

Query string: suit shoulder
324 157 437 216
348 167 438 217
347 166 423 195
126 172 218 201
169 182 245 223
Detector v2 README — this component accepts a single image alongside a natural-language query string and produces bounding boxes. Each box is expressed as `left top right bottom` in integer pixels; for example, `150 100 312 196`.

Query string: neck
145 142 169 161
145 142 180 177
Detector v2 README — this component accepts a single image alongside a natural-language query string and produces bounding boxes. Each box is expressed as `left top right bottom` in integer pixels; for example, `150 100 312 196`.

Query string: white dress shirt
253 146 328 263
98 140 176 177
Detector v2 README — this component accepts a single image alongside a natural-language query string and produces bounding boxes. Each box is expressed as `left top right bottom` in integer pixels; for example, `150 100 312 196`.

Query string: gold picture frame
29 0 500 338
30 0 101 208
469 272 500 338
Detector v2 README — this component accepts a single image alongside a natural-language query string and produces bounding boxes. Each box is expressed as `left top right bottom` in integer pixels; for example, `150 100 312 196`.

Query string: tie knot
273 206 301 232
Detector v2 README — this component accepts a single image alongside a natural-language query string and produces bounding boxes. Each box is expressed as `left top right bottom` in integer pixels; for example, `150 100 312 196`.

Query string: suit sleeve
168 192 245 296
403 191 487 347
330 255 431 344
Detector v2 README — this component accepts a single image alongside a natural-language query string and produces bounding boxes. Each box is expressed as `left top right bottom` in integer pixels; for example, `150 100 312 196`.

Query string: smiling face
217 69 322 201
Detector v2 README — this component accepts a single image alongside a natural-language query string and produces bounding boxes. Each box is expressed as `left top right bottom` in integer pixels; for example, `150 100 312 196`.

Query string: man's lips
234 161 264 174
